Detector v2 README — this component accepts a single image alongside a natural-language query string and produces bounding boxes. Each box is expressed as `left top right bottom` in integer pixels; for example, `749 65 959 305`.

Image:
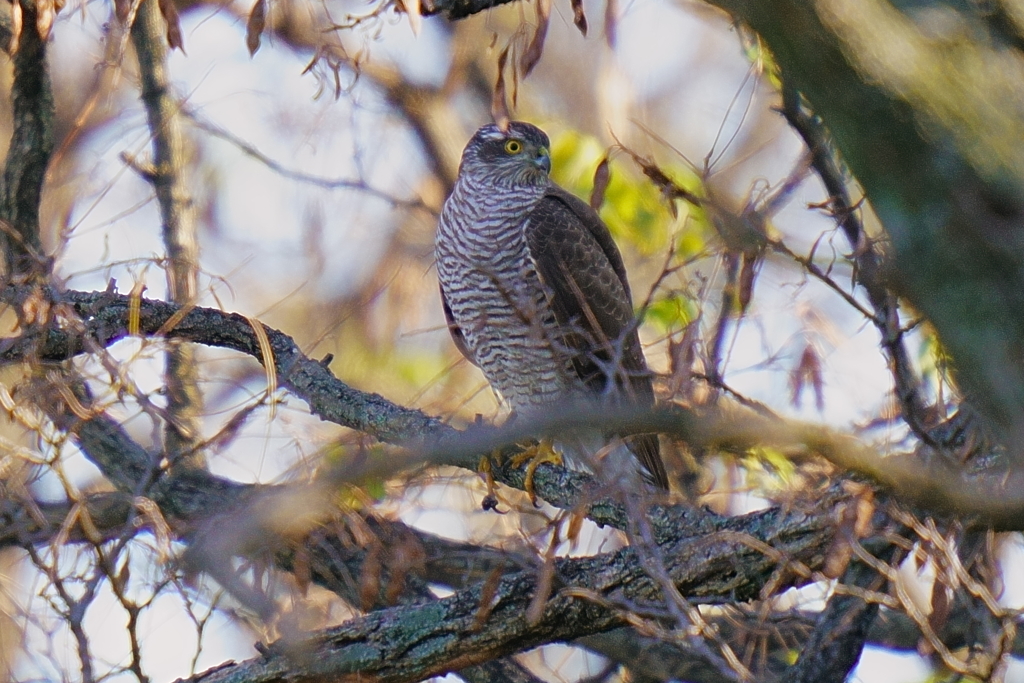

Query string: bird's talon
510 439 561 505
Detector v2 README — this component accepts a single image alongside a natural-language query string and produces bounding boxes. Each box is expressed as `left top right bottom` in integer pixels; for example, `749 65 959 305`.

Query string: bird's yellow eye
504 139 523 154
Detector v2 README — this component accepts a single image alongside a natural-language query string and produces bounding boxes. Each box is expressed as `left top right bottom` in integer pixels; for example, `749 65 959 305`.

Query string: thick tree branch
23 349 854 683
782 537 901 683
12 380 536 611
181 486 844 683
0 491 134 548
10 481 1012 683
10 286 449 444
8 286 1024 529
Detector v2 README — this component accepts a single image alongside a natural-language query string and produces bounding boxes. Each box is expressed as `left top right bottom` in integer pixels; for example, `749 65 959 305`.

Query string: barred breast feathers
436 177 574 410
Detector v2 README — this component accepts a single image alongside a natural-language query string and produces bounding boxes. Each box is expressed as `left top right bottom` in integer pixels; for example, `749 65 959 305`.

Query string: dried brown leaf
473 568 503 630
9 0 22 55
384 533 426 605
571 0 587 35
35 0 57 40
852 488 875 538
928 582 951 635
400 0 422 36
116 556 131 592
293 543 311 596
604 0 617 48
589 156 610 210
245 0 266 56
21 285 50 327
510 42 519 108
157 0 184 51
519 0 550 76
358 543 382 610
789 344 824 411
114 0 132 23
668 320 699 396
526 555 554 625
384 565 407 605
737 252 759 312
821 498 859 579
567 511 584 545
491 45 511 131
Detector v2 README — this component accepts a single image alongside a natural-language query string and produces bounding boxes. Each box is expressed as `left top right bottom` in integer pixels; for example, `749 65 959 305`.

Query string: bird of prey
435 121 668 490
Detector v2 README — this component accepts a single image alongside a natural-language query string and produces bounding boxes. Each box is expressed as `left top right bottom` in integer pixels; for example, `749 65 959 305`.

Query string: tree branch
8 286 1024 529
779 84 936 446
20 352 855 683
782 536 902 683
706 0 1024 444
180 486 845 683
130 0 205 468
0 0 55 279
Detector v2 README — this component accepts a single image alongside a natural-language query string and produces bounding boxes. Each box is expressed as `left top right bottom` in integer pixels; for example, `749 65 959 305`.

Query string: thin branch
0 0 55 280
185 111 436 214
770 239 877 324
26 545 97 683
780 79 935 445
0 491 134 548
130 0 206 468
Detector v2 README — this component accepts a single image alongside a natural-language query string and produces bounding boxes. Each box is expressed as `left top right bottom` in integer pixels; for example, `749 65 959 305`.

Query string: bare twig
185 111 436 214
0 0 55 280
779 84 936 446
131 0 205 468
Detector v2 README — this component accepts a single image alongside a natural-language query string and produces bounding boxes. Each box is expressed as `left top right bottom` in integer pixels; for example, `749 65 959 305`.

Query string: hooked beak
533 147 551 174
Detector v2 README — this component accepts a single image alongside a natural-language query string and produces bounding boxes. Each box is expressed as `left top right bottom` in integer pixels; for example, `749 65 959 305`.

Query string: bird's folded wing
524 187 650 402
440 285 478 367
524 187 667 488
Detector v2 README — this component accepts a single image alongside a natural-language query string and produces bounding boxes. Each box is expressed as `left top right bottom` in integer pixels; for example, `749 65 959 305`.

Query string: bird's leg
478 452 501 511
510 439 562 505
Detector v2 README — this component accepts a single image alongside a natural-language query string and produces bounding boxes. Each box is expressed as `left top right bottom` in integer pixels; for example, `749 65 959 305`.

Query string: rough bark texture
176 496 840 683
6 290 849 682
783 537 903 683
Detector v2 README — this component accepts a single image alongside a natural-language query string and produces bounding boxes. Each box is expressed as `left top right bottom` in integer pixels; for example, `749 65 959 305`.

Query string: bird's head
458 122 552 188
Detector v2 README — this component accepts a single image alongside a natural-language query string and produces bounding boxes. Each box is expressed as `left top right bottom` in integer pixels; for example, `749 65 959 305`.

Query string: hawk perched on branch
435 122 668 490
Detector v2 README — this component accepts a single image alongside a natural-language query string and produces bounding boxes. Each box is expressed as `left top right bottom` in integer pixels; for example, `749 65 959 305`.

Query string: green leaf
548 129 709 255
643 293 698 334
744 445 797 488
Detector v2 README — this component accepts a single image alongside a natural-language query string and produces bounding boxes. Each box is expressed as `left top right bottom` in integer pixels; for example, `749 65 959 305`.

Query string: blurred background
1 0 1017 680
